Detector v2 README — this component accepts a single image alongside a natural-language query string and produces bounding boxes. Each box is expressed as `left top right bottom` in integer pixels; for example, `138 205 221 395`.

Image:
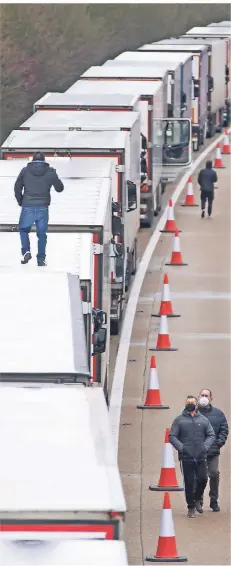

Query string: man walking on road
198 389 229 512
14 151 64 266
197 160 217 218
169 395 215 518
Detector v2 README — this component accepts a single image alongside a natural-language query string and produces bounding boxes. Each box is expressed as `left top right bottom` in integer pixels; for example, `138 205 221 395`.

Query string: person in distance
197 389 229 512
197 160 217 218
14 152 64 266
169 395 215 518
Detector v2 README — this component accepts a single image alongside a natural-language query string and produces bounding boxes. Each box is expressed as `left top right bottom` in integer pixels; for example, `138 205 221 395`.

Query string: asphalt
117 151 231 565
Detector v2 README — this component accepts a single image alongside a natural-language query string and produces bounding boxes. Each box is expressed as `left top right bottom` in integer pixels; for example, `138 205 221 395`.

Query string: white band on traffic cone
159 508 175 537
162 282 171 303
159 314 169 335
173 234 181 253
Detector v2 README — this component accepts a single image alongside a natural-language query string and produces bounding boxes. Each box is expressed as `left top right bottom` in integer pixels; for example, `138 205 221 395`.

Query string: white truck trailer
0 539 129 565
0 533 128 566
0 129 139 332
0 272 91 386
80 64 192 182
0 175 112 393
35 86 166 224
110 51 193 120
0 386 126 538
181 28 231 126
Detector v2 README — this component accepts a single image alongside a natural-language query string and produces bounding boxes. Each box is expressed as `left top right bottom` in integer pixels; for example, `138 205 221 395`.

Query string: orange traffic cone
137 356 169 410
181 176 199 207
152 274 180 318
165 230 188 267
146 493 188 563
149 429 184 491
160 200 181 233
150 315 178 352
222 130 231 154
213 143 225 168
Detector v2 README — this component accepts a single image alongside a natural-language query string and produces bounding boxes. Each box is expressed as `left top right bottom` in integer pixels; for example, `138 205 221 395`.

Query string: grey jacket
197 165 217 195
169 409 215 461
14 160 64 207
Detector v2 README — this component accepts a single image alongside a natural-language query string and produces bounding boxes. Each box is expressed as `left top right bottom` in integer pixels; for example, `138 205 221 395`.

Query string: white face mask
199 396 209 407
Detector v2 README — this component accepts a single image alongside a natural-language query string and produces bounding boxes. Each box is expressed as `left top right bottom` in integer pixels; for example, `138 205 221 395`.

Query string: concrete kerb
109 129 231 456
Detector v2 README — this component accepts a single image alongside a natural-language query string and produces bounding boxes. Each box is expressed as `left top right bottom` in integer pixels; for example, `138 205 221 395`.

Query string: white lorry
181 27 231 126
0 386 126 538
0 134 138 336
0 272 91 386
109 51 193 120
34 86 166 224
0 539 129 565
140 41 210 149
0 173 113 394
80 64 192 183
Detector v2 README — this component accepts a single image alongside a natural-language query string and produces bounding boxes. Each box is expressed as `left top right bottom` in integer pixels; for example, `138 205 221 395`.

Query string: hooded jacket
14 161 64 207
169 409 215 461
197 160 217 195
198 404 229 457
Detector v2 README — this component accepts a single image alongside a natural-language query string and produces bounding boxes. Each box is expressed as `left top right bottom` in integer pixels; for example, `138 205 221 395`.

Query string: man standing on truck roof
14 151 64 266
198 160 217 218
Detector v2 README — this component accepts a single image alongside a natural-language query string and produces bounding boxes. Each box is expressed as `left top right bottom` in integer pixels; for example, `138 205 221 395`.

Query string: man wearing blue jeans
14 152 64 266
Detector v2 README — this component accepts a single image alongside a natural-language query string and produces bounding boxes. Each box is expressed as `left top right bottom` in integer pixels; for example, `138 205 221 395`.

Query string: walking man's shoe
195 500 203 514
201 210 205 218
210 501 220 512
21 251 32 264
187 508 196 518
37 260 47 267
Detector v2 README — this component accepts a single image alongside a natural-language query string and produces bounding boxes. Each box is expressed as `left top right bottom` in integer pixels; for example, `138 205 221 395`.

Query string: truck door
161 118 192 166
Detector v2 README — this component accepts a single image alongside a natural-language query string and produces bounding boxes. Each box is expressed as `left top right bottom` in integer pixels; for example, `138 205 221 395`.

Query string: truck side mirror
225 65 230 84
193 79 200 98
92 308 107 328
112 214 122 237
208 76 214 92
127 180 137 212
93 327 107 355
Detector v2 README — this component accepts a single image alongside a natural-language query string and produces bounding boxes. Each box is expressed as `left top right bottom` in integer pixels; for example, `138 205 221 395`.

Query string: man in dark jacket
14 152 64 266
197 160 217 218
197 389 229 512
169 395 215 518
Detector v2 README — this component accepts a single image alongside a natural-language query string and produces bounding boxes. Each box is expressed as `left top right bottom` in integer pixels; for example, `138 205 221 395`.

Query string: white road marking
109 130 231 455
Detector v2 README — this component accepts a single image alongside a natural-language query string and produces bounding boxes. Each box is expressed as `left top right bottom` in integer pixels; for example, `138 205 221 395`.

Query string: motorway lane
117 153 231 565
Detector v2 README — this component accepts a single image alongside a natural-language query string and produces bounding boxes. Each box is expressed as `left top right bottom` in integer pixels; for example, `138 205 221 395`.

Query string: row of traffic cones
141 134 230 562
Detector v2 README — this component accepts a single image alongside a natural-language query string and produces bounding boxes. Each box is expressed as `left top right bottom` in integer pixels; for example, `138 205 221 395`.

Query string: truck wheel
131 240 137 275
110 318 119 336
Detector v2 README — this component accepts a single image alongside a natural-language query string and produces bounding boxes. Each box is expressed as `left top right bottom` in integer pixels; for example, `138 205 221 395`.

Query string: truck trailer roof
20 110 140 131
66 79 163 97
0 176 111 229
80 64 167 80
184 26 231 37
114 51 192 66
0 157 115 180
0 272 90 380
144 41 208 52
0 539 128 565
0 386 126 513
0 232 93 279
34 91 140 110
1 129 129 153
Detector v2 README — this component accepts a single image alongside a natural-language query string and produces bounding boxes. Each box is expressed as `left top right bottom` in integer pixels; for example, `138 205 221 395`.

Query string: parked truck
79 64 192 183
110 51 193 119
0 173 114 395
139 42 209 149
0 539 129 566
0 386 126 538
0 272 91 386
0 131 138 336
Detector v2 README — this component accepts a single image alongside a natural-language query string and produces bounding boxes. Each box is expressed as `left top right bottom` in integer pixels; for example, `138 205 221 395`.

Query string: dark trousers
201 455 220 503
201 190 214 215
182 459 208 509
19 206 49 261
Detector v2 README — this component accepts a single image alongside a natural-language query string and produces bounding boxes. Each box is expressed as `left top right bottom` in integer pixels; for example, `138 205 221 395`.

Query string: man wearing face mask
197 389 229 512
169 395 215 518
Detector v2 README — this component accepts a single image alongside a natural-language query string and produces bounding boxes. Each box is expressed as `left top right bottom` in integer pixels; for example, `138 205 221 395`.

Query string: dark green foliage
0 4 230 142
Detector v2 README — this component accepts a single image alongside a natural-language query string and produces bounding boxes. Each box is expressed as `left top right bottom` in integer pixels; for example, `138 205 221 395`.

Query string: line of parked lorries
0 21 230 566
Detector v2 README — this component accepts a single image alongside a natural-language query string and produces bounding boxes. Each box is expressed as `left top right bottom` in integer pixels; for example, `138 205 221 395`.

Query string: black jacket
198 405 229 457
198 166 217 195
169 409 215 461
14 161 64 207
